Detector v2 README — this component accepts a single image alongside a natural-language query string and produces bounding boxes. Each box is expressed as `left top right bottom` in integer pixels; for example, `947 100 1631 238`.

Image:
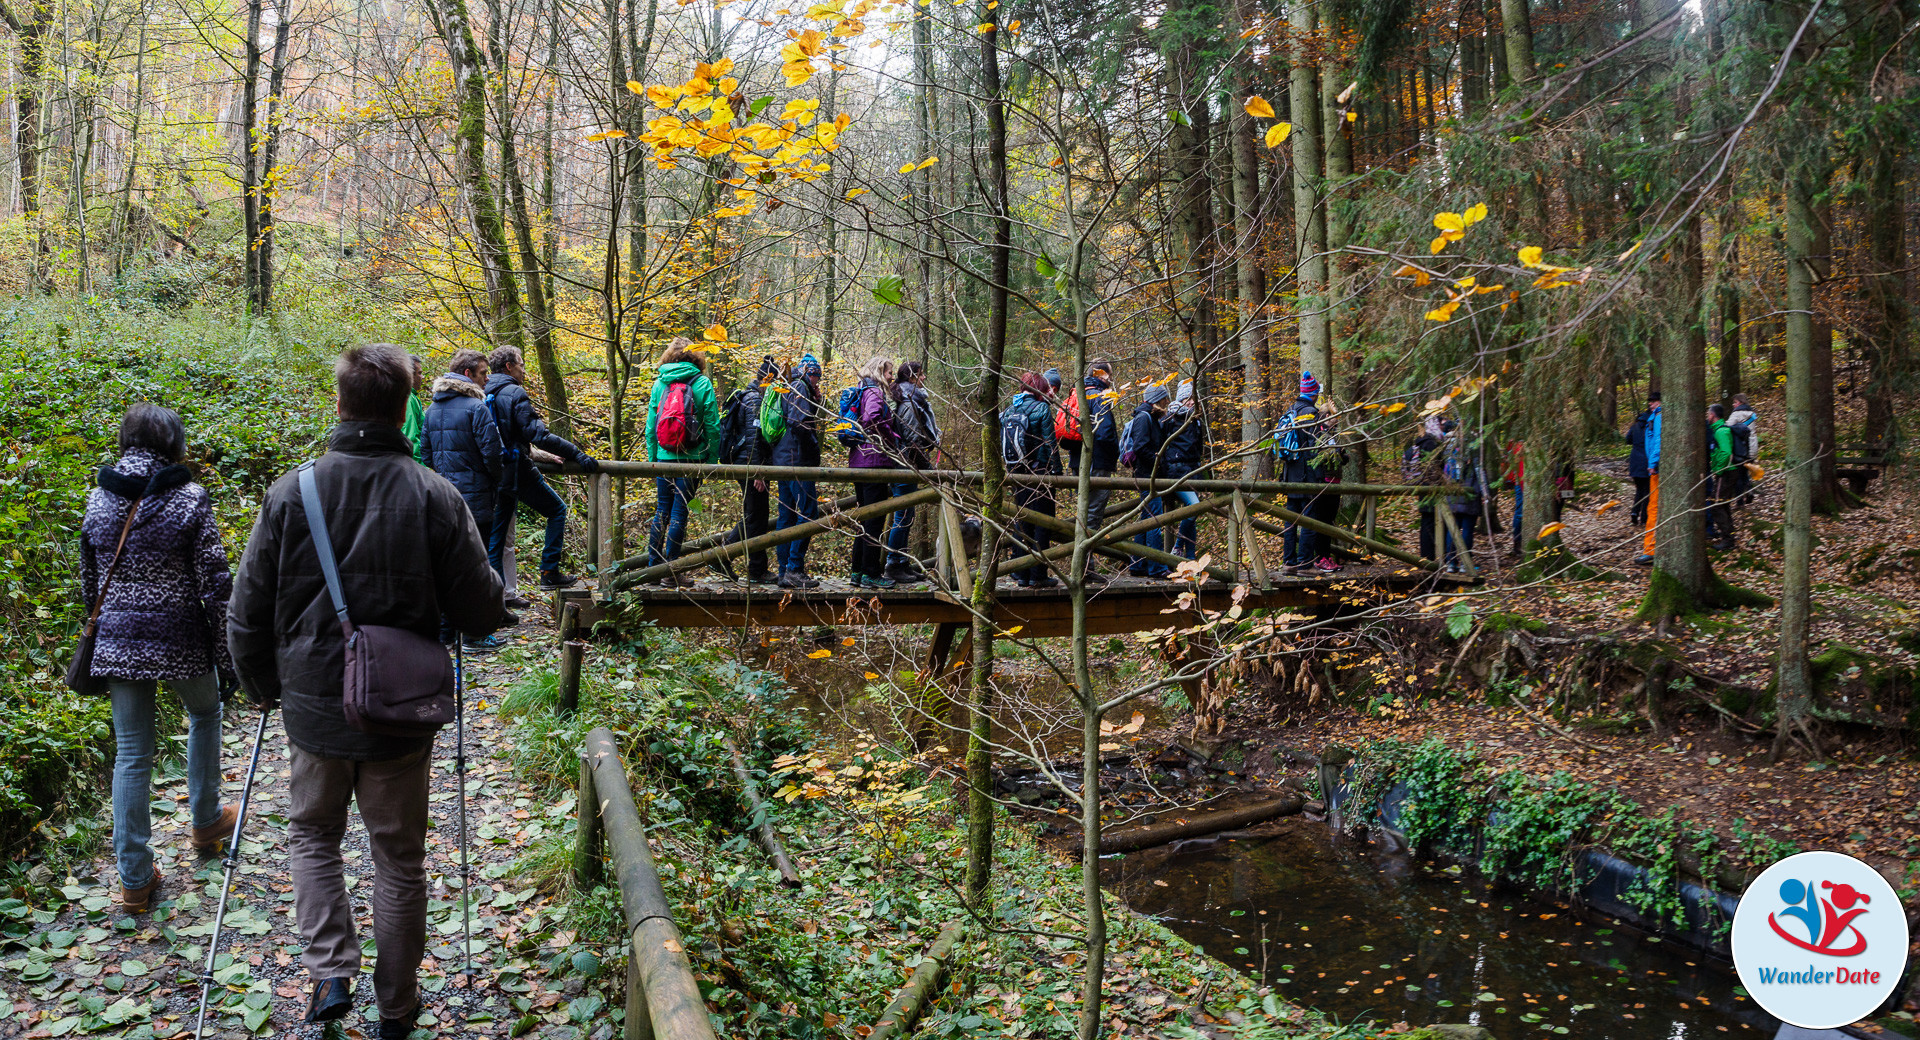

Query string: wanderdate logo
1732 851 1908 1030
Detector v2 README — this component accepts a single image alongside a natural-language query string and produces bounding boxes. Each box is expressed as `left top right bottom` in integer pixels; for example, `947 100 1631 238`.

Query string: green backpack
758 381 789 445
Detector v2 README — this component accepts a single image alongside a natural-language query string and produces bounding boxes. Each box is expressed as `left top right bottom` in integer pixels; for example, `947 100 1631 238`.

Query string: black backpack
1729 422 1753 464
1001 398 1043 471
720 386 764 461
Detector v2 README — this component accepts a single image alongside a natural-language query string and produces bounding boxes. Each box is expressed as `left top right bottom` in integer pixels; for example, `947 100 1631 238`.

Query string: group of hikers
635 346 1355 588
1398 390 1763 572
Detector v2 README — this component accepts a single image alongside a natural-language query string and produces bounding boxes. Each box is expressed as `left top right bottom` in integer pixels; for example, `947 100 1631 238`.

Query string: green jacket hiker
401 392 427 461
1708 418 1733 474
645 359 723 463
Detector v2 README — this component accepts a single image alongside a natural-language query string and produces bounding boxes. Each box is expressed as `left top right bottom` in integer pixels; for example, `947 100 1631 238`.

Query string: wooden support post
584 477 599 571
559 639 585 718
626 952 650 1040
934 509 953 589
940 498 972 596
1363 497 1377 542
1226 491 1242 579
1231 493 1269 589
574 753 602 888
593 474 616 595
561 601 581 642
1437 507 1476 578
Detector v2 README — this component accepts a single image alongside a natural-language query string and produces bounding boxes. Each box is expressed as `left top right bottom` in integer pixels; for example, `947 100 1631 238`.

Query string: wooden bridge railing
544 459 1472 598
575 727 721 1040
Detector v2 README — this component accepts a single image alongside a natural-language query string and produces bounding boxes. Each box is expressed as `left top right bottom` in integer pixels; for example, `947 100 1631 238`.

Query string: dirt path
0 607 594 1040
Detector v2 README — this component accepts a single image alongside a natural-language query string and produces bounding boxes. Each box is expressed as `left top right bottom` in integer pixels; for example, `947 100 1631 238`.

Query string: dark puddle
1106 818 1786 1039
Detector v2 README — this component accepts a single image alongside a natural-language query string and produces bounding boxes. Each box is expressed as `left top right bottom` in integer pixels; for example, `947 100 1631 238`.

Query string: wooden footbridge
544 460 1475 669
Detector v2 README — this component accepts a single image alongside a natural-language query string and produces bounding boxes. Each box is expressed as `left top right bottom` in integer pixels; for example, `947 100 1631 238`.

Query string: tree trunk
2 1 50 291
1500 0 1534 84
431 0 526 347
239 0 263 310
821 66 841 364
1809 199 1840 510
253 0 291 312
1229 3 1266 475
1774 166 1822 760
965 13 1010 916
1640 214 1712 617
1289 0 1329 384
485 0 570 433
1859 139 1905 445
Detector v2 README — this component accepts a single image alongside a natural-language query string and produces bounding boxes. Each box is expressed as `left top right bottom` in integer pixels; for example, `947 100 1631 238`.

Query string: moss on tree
1633 565 1772 622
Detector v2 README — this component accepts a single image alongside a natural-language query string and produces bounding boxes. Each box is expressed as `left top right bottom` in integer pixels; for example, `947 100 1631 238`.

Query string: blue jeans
1511 485 1524 550
1128 495 1170 577
1166 489 1199 559
112 672 222 888
647 476 701 567
489 470 569 578
1445 512 1479 569
885 481 916 568
1283 495 1323 567
777 479 819 572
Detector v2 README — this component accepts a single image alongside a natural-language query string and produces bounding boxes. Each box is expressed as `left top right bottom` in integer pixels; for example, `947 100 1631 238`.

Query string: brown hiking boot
190 804 239 856
120 871 163 913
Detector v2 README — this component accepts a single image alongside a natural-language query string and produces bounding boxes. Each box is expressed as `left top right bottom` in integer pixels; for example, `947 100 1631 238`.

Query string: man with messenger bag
228 343 503 1038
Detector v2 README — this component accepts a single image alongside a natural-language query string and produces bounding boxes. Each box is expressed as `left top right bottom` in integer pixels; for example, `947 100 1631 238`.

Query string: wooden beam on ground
867 920 965 1040
723 737 803 888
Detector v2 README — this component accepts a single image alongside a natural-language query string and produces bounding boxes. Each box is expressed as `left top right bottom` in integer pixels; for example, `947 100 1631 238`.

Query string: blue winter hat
1299 371 1320 398
1044 368 1063 388
800 353 821 375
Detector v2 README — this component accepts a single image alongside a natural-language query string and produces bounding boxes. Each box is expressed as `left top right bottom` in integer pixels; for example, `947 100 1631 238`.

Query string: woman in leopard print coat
79 404 235 911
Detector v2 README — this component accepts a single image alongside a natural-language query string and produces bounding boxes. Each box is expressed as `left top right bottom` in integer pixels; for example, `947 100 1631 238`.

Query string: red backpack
655 379 699 452
1055 392 1082 443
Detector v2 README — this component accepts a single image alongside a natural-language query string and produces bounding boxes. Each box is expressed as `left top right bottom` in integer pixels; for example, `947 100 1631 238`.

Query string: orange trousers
1643 474 1659 556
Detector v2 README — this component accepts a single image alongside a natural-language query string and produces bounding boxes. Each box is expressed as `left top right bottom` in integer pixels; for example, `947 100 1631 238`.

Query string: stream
1106 818 1795 1039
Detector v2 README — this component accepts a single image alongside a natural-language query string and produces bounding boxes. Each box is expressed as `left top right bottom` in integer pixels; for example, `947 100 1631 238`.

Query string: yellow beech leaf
1537 522 1567 539
586 129 628 142
1474 283 1504 294
1618 239 1643 261
863 671 880 680
1433 211 1465 233
1425 301 1462 322
1007 18 1020 29
1264 122 1292 148
1346 110 1358 122
1430 235 1451 255
898 161 916 173
977 21 994 30
1463 202 1488 225
806 649 832 659
1393 264 1419 277
626 80 644 94
841 636 856 646
703 323 728 341
844 187 867 199
1454 275 1476 289
1382 402 1407 414
1517 245 1546 268
1596 499 1620 515
1244 96 1275 119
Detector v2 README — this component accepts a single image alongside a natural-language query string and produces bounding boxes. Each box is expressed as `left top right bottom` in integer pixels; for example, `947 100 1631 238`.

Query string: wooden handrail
542 458 1459 498
580 728 721 1040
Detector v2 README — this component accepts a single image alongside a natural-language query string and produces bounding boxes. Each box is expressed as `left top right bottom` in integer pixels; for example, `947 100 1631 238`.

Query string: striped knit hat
1299 371 1320 398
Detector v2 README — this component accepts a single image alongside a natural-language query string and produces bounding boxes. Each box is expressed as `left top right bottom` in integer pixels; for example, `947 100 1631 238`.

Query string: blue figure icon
1777 878 1822 944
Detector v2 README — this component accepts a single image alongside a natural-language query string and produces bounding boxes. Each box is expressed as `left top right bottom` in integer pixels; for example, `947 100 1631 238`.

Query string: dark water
1107 819 1788 1039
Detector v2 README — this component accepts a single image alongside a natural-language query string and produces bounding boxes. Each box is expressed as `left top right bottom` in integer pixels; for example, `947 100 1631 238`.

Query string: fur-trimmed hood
431 373 485 401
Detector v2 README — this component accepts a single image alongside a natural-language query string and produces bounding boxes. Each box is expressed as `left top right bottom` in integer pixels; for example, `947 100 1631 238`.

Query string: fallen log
1096 792 1305 855
723 738 803 888
866 920 965 1040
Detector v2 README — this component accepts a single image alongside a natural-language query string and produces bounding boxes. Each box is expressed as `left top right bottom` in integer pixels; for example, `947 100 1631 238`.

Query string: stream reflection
1105 818 1788 1039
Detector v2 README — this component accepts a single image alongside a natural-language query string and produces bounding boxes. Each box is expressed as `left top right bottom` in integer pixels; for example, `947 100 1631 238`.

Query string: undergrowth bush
0 293 415 875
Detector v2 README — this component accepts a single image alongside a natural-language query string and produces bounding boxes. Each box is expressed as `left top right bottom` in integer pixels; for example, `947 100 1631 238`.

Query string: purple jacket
848 382 898 468
81 449 233 682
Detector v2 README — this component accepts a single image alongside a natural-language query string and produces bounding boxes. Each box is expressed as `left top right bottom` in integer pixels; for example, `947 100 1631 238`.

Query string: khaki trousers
287 745 431 1020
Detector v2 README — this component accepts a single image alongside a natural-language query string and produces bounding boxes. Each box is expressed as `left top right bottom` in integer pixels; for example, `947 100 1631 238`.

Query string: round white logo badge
1731 850 1909 1030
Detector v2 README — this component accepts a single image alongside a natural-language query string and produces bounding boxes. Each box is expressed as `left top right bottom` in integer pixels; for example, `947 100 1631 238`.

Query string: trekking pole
194 709 272 1040
454 640 475 987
